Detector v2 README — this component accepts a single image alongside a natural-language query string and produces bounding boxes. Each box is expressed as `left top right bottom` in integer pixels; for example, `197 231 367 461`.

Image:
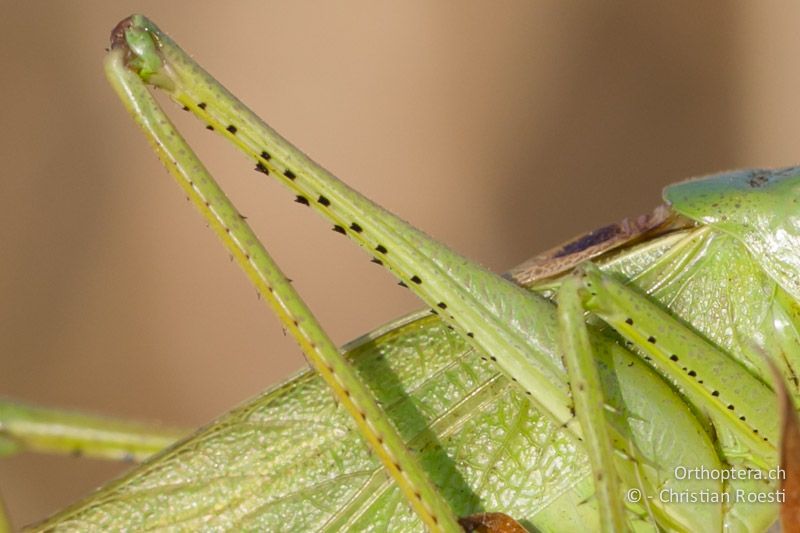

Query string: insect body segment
665 167 800 302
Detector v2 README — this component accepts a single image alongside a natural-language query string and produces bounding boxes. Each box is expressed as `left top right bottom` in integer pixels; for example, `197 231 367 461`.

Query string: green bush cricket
5 14 799 531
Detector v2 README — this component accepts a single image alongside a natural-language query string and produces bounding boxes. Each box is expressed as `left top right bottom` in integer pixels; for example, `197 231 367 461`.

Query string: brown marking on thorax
506 204 692 286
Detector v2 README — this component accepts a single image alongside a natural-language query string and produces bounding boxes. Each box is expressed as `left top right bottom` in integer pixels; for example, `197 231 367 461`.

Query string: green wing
34 227 755 531
31 313 600 532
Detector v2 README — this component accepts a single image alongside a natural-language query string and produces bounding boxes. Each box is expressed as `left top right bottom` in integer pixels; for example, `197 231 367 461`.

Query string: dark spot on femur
625 318 634 325
554 223 622 258
688 370 697 377
712 390 720 397
727 404 734 410
753 428 759 434
414 491 422 501
206 125 214 131
430 309 438 315
350 222 363 233
398 281 408 288
375 244 388 254
295 195 310 206
255 162 269 175
410 275 422 284
647 336 656 344
181 105 190 111
360 411 368 421
437 302 447 309
226 125 238 134
466 332 474 338
740 416 746 421
318 195 330 207
670 354 679 362
198 102 207 109
284 169 296 180
394 462 403 472
260 150 272 160
370 258 383 266
489 356 497 361
333 225 347 234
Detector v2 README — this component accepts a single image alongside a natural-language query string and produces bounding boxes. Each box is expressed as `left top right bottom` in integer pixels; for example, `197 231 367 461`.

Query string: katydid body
22 14 798 532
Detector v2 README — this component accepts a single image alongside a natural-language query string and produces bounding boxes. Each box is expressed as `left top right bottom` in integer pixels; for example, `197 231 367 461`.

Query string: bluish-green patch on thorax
664 166 800 301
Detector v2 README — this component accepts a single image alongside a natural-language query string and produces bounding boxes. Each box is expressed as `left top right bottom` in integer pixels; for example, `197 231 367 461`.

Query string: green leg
105 24 461 532
0 399 184 462
575 263 778 469
558 275 627 532
560 262 783 531
0 399 185 532
116 15 576 435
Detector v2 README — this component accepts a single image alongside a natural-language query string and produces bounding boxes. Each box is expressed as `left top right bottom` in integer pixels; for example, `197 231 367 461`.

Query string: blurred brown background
1 1 799 528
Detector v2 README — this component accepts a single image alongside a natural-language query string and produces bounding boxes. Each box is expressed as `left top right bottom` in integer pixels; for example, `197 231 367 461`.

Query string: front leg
558 274 627 532
563 262 781 532
573 263 777 468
